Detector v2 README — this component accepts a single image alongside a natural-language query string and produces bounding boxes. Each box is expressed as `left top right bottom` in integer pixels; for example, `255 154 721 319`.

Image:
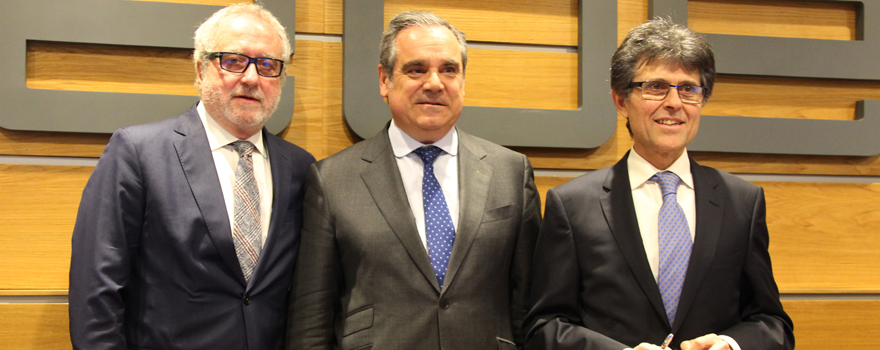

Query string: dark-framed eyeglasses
207 52 285 78
628 81 708 104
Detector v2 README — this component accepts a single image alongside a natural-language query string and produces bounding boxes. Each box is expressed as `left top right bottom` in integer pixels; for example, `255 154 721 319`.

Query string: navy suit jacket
524 153 794 350
69 104 315 350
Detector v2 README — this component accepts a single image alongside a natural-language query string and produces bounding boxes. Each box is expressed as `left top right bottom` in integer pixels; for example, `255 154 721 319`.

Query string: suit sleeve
523 188 629 350
287 164 341 350
719 187 795 350
508 155 542 347
69 129 144 350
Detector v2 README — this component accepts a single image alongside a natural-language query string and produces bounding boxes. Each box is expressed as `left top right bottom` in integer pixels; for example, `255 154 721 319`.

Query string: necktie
652 171 692 326
231 140 262 283
413 146 456 288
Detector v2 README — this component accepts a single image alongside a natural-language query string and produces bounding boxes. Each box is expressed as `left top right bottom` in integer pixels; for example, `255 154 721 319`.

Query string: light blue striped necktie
652 171 692 326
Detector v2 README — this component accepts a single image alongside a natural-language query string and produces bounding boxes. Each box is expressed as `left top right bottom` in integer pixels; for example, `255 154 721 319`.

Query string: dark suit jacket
69 104 315 350
287 127 542 350
524 153 794 350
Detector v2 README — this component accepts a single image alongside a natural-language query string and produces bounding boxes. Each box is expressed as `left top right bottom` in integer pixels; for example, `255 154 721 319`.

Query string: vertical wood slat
0 165 92 290
0 304 71 350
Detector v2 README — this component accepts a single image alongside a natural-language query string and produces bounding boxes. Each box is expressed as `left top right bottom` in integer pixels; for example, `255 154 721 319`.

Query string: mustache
231 85 264 101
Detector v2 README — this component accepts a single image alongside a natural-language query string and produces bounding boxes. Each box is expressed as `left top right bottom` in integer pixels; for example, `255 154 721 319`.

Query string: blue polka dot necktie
413 146 456 288
231 140 262 283
651 171 692 326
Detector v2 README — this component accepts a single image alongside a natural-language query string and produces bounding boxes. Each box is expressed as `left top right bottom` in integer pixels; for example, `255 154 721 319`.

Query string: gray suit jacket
69 104 315 350
524 153 794 350
287 126 541 350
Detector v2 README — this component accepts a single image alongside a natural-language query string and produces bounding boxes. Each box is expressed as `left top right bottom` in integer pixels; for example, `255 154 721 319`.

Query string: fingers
633 342 663 350
680 334 730 350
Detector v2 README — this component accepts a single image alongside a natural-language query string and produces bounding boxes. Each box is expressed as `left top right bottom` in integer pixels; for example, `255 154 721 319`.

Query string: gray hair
379 11 467 78
611 17 715 101
193 3 292 85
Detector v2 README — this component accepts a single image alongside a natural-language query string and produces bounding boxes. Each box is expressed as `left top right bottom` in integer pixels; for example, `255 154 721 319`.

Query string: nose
663 87 684 109
422 71 444 92
240 61 260 85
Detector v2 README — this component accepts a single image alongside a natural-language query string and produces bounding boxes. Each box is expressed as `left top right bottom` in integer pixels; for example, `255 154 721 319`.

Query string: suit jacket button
439 299 449 309
243 294 251 305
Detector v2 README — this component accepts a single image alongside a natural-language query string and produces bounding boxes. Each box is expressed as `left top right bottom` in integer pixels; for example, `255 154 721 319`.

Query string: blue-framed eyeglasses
628 81 708 104
207 52 285 78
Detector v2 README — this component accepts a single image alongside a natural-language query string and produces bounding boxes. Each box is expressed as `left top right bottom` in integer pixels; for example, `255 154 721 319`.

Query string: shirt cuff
719 335 740 350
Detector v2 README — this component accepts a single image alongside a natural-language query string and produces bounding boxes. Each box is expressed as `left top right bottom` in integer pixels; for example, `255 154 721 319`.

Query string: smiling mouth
656 119 683 126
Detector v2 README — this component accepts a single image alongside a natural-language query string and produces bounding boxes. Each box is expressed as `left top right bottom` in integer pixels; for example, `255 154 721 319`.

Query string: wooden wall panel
690 0 857 40
280 40 332 158
466 49 577 110
5 0 880 175
5 170 877 293
1 301 877 349
759 181 880 293
26 41 196 95
782 300 880 349
0 304 71 350
0 165 91 291
2 1 879 347
534 177 880 293
385 0 578 46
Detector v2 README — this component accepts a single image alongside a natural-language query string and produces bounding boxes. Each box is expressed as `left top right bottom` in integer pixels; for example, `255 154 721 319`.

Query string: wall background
1 0 878 348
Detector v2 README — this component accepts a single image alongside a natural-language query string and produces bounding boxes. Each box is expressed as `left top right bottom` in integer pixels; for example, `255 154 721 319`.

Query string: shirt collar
388 119 458 158
627 147 693 190
198 101 268 158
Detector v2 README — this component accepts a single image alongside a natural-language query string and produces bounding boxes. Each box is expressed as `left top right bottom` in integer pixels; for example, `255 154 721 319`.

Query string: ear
195 60 204 84
460 73 465 97
378 64 390 98
611 90 629 120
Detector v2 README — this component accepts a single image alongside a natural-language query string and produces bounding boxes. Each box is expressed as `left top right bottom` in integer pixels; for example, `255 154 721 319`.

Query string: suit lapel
442 132 492 295
601 153 669 325
173 107 246 284
673 159 724 330
359 131 441 292
248 131 290 288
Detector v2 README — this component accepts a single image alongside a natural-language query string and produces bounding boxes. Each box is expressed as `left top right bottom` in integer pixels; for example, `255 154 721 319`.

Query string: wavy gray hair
611 17 715 102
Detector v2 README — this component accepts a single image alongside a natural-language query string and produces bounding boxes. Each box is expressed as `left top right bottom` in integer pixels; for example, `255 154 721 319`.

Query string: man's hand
680 334 731 350
632 343 664 350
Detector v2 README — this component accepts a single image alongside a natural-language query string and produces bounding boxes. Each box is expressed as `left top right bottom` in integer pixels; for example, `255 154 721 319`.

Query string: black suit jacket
524 153 793 350
287 127 542 350
69 104 315 350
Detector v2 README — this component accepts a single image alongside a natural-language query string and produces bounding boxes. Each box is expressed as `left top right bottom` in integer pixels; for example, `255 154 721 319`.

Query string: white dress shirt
626 148 740 350
627 148 696 280
388 120 459 252
198 102 273 246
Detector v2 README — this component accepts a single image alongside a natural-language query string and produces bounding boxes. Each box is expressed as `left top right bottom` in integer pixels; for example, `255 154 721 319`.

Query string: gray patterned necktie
231 140 262 283
652 171 692 326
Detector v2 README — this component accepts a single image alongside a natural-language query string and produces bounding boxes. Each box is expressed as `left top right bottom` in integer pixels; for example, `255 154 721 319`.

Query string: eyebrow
400 60 426 71
224 50 281 60
399 59 461 71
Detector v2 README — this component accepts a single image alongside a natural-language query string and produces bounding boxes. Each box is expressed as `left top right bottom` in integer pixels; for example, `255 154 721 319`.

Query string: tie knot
413 145 442 165
232 140 256 158
651 171 681 196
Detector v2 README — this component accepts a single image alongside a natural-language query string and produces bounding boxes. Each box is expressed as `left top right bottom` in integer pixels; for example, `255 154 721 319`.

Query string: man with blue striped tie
524 17 794 350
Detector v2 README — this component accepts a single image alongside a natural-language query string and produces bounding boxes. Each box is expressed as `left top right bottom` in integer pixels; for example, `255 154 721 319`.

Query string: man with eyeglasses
524 18 794 350
69 4 314 350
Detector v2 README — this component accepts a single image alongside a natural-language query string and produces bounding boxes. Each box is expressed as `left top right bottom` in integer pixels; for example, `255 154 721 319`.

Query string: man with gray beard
68 4 314 350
